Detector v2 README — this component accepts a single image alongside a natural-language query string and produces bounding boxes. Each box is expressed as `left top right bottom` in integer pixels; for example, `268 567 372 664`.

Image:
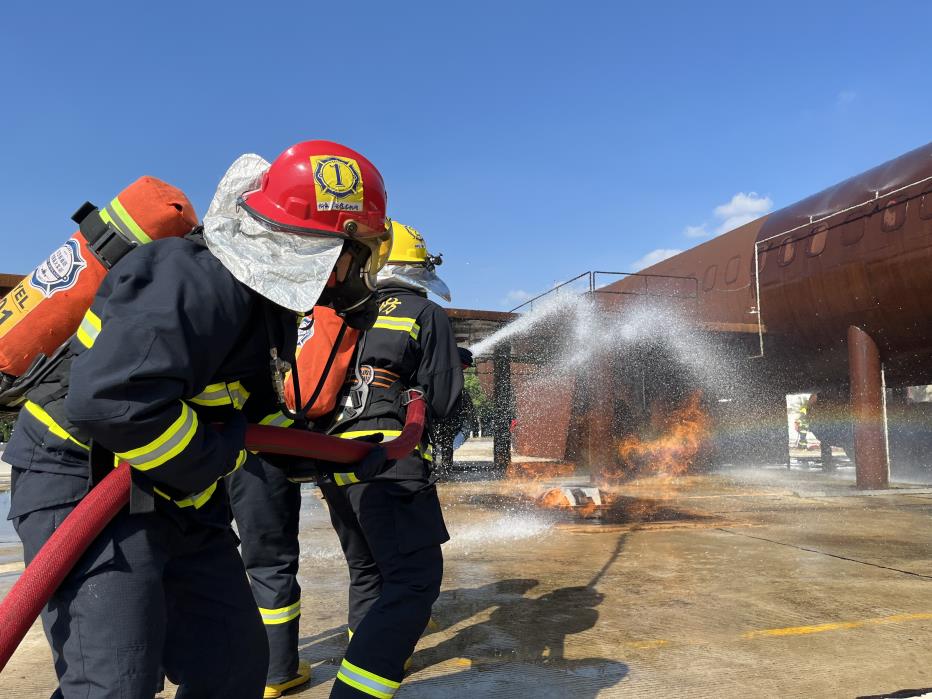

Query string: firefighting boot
264 660 312 698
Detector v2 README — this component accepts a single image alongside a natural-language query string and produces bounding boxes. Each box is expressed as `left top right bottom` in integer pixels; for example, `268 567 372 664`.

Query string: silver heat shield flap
203 154 343 313
377 264 452 302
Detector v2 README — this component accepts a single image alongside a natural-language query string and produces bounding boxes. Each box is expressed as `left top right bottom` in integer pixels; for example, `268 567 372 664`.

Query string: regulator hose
0 395 425 671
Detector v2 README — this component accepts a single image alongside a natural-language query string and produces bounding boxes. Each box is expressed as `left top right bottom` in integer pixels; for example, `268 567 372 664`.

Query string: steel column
848 326 888 489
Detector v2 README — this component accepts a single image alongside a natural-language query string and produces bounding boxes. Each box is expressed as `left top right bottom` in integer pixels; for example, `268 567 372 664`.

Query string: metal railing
509 270 699 313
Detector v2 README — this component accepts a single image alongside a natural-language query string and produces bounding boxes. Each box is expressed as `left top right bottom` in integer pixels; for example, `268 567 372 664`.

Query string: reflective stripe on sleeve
190 381 250 409
259 600 301 625
115 401 198 471
259 411 295 428
372 316 420 340
225 449 248 477
76 309 101 349
23 401 89 450
336 658 400 698
173 481 218 509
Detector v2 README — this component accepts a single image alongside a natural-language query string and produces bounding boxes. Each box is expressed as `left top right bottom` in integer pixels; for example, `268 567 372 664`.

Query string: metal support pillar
848 326 888 489
492 345 512 471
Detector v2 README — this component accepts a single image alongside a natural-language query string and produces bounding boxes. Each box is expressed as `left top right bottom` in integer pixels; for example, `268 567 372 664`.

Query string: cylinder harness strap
71 202 138 271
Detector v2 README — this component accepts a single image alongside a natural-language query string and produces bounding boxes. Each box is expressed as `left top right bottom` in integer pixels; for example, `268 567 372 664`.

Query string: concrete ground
5 446 932 697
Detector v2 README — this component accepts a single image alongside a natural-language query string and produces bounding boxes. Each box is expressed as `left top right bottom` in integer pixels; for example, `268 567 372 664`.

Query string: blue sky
2 1 931 310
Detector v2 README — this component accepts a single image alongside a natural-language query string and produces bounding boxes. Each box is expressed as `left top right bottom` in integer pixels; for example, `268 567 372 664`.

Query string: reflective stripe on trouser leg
259 600 301 625
227 453 302 685
336 659 400 698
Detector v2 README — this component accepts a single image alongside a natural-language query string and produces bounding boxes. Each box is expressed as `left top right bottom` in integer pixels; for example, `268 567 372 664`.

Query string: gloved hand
284 458 321 484
324 442 388 486
220 411 248 471
352 444 388 481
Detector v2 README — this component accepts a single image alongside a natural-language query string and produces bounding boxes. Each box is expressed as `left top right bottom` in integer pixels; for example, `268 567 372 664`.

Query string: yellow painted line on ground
622 612 932 651
741 612 932 639
624 639 669 650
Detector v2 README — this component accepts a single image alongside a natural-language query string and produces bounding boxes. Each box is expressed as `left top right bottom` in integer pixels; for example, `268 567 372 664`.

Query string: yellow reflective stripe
109 195 152 244
333 472 361 486
76 309 101 349
225 449 248 477
190 381 251 409
372 316 420 339
337 429 402 440
229 381 250 409
336 658 400 698
259 411 295 428
116 401 198 471
259 600 301 625
23 401 89 450
190 382 230 407
154 482 219 509
153 486 172 501
336 429 430 460
173 481 217 509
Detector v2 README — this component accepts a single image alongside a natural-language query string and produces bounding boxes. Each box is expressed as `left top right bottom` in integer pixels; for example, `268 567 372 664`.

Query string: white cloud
630 248 683 271
683 224 709 238
683 191 774 239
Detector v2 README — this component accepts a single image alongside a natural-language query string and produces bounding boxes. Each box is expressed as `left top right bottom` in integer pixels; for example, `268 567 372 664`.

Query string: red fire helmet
240 140 388 241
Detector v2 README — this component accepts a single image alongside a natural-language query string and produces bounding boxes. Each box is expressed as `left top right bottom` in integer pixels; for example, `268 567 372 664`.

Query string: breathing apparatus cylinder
0 177 198 379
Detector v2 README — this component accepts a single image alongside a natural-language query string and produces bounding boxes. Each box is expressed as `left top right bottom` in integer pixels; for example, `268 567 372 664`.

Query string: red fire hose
0 396 425 672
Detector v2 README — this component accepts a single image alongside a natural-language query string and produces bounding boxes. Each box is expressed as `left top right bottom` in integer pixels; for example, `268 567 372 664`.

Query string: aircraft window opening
779 237 796 266
807 226 828 256
702 265 717 291
882 198 906 232
920 193 932 221
753 246 769 275
725 255 741 284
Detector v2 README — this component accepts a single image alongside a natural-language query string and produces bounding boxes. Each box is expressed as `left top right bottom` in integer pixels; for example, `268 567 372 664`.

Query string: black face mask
341 294 379 330
317 241 379 331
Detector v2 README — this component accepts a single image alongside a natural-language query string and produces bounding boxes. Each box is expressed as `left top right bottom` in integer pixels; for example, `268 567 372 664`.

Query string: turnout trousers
12 491 267 699
227 454 303 685
321 479 447 699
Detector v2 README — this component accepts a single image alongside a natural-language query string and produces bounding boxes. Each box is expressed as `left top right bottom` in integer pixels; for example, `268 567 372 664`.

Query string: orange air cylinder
0 177 198 376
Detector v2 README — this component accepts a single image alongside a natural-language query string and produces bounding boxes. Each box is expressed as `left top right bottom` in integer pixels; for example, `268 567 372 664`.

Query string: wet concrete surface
5 464 932 697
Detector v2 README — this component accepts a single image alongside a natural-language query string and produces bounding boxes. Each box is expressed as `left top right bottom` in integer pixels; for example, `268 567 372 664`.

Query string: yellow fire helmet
378 221 451 301
387 221 430 264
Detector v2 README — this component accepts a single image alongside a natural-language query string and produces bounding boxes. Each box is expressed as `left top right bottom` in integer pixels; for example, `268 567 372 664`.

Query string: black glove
457 346 475 368
323 443 388 486
284 458 322 483
220 411 248 472
353 444 388 481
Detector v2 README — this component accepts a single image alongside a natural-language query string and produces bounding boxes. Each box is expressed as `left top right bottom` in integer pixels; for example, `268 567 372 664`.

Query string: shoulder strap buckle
402 387 424 406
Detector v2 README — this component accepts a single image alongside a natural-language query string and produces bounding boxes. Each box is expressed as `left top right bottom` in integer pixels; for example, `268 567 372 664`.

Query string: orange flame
536 487 601 517
505 460 576 481
609 392 710 481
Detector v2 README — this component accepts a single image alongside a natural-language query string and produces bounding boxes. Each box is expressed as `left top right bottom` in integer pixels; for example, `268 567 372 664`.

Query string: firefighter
322 221 462 698
4 140 391 699
228 303 362 698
